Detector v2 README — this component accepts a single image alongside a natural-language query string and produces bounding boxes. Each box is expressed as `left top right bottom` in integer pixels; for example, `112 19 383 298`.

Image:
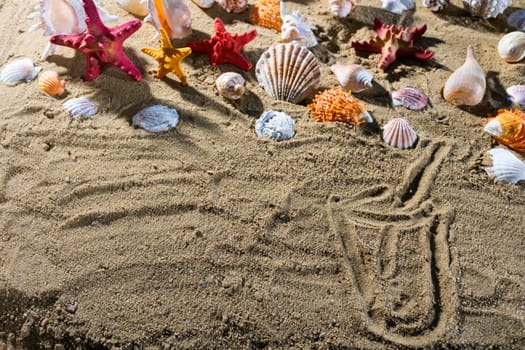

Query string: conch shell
280 2 317 48
497 31 525 63
329 63 373 93
38 70 65 96
443 46 485 106
329 0 357 18
249 0 282 32
145 0 192 39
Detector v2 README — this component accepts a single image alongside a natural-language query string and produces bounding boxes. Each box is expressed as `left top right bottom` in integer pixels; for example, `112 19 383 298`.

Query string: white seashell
216 0 247 13
506 85 525 106
330 63 373 93
485 148 525 184
0 58 42 85
255 43 322 103
392 87 429 110
145 0 192 39
117 0 148 16
497 31 525 63
507 9 525 32
255 110 296 141
191 0 215 8
329 0 356 18
483 118 503 137
381 0 415 15
280 2 317 48
443 46 486 106
382 118 418 149
132 105 180 132
461 0 511 19
63 97 98 117
422 0 449 11
215 72 245 100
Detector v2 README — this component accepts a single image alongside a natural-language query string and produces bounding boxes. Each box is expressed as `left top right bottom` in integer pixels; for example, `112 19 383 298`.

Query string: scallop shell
38 70 65 96
280 2 317 48
145 0 192 39
117 0 148 16
392 87 429 110
484 109 525 153
0 58 42 85
132 105 180 132
216 0 248 13
484 148 525 184
382 118 418 149
381 0 415 15
63 97 98 117
191 0 215 8
255 110 296 141
255 43 321 103
330 63 373 93
506 85 525 107
461 0 511 19
307 87 373 125
216 72 246 100
497 31 525 63
329 0 356 18
249 0 282 32
507 9 525 32
422 0 449 11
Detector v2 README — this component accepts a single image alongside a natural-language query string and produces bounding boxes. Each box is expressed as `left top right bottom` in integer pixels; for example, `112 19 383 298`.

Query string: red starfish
50 0 142 81
351 18 435 70
187 18 257 71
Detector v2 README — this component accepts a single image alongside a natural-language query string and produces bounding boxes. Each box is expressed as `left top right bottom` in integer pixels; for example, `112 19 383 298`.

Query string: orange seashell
484 109 525 153
307 87 372 125
38 70 65 96
249 0 282 32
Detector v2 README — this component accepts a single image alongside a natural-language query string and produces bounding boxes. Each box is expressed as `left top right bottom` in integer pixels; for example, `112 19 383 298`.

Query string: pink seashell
506 85 525 106
382 118 418 149
392 87 428 110
216 0 248 13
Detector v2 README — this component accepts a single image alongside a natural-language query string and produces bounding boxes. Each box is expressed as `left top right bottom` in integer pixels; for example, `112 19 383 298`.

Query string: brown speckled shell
38 70 65 96
307 87 368 125
249 0 282 32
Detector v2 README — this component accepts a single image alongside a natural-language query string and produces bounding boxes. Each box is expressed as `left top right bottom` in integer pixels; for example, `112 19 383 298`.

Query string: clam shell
38 70 65 96
497 31 525 63
255 110 296 141
329 0 356 18
216 0 248 13
392 87 428 110
117 0 148 16
381 0 415 15
507 9 525 32
506 85 525 106
191 0 215 8
132 105 180 132
280 2 317 48
330 63 373 93
485 148 525 184
63 97 98 117
255 43 321 103
145 0 192 39
0 58 42 85
443 46 485 106
422 0 449 11
216 72 246 100
461 0 511 19
382 118 418 149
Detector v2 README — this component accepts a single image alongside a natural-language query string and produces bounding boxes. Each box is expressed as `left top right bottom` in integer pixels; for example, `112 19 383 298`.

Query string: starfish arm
110 19 142 42
113 52 142 81
50 33 85 49
142 47 167 61
214 18 226 33
406 24 427 42
83 0 110 37
234 29 257 47
374 18 390 40
84 55 102 81
156 66 168 79
159 27 173 49
227 54 253 71
378 45 398 70
399 48 435 60
351 38 384 54
164 58 187 85
187 39 215 56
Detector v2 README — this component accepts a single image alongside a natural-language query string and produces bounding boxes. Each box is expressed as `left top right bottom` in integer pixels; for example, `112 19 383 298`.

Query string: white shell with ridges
132 105 180 132
461 0 511 19
216 0 247 13
145 0 192 39
329 0 356 18
483 119 503 137
422 0 449 11
63 97 98 117
507 9 525 32
0 58 42 85
382 118 417 149
392 87 428 110
497 31 525 63
506 85 525 106
485 148 525 184
117 0 148 16
381 0 415 15
330 63 373 93
443 46 485 106
255 110 295 141
280 2 317 48
216 72 245 100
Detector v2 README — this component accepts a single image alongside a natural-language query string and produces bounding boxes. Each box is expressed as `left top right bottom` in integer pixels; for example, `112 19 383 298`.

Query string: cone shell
330 63 373 93
382 118 418 149
255 110 296 141
461 0 511 19
307 87 372 125
216 0 248 13
249 0 282 32
443 46 485 106
38 70 65 96
422 0 449 11
507 9 525 32
392 87 428 110
0 58 42 85
216 72 246 100
485 148 525 184
329 0 356 18
255 43 321 103
484 109 525 153
63 97 97 117
506 85 525 107
117 0 148 16
497 31 525 63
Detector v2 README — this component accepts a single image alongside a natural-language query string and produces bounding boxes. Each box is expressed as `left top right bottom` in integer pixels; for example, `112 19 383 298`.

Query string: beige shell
117 0 148 16
255 43 321 103
216 0 248 13
216 72 245 100
443 46 485 106
191 0 215 8
38 70 65 96
329 0 356 18
497 31 525 63
330 63 373 93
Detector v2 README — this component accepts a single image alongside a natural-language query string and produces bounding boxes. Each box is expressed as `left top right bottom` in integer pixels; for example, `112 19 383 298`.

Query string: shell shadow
195 4 251 24
356 81 392 108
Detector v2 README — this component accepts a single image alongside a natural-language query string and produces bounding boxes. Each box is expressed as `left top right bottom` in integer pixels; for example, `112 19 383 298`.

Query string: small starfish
187 18 257 71
351 18 435 70
50 0 142 81
141 28 192 85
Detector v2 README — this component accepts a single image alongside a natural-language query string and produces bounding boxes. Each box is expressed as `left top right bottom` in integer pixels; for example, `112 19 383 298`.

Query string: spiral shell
330 63 373 93
63 97 98 117
381 0 415 15
280 2 317 48
117 0 148 16
507 9 525 32
422 0 449 11
329 0 356 18
249 0 282 32
255 110 296 141
506 85 525 107
256 43 321 104
191 0 215 8
382 118 418 149
216 0 248 13
485 148 525 184
443 46 485 106
132 105 180 132
0 58 42 85
461 0 511 19
484 109 525 153
216 72 245 100
38 70 65 96
497 31 525 63
308 87 372 125
392 87 428 110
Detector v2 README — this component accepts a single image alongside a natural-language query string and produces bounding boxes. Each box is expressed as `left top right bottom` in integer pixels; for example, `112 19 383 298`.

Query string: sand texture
0 0 524 348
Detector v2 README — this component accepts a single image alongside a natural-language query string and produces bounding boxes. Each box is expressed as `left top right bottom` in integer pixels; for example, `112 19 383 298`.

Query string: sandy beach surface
0 0 524 348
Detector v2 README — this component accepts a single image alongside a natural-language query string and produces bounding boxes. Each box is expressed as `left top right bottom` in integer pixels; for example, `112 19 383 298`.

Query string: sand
0 0 524 349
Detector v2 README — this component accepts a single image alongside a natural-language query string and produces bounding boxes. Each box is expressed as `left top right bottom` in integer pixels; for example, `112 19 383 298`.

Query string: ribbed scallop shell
249 0 282 32
63 97 98 117
461 0 511 19
255 110 296 141
117 0 148 16
255 43 321 103
216 72 245 100
0 58 42 85
443 46 485 106
507 9 525 32
132 105 180 132
145 0 192 39
330 63 373 93
191 0 215 8
392 87 428 110
485 148 525 184
382 118 418 149
381 0 415 15
497 31 525 63
506 85 525 107
216 0 248 13
38 70 65 96
484 109 525 153
422 0 449 11
308 87 372 125
329 0 356 18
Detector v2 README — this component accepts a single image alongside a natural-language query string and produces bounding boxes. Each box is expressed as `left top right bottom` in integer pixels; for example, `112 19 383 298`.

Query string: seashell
249 0 282 32
307 87 373 125
382 118 418 149
381 0 415 15
38 70 65 96
255 110 296 141
216 0 248 13
0 58 42 85
484 148 525 184
255 43 321 103
461 0 511 19
392 87 429 110
329 0 357 18
132 105 180 132
507 9 525 32
63 97 98 117
330 63 373 93
280 2 317 48
497 31 525 63
145 0 192 39
422 0 449 11
216 72 246 100
443 46 485 106
506 85 525 107
117 0 148 16
484 109 525 153
191 0 215 8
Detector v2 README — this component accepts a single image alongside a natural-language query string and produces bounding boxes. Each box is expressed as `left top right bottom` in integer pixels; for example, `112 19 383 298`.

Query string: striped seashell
280 2 317 48
308 87 373 125
216 72 245 100
507 9 525 32
38 70 65 96
443 46 485 106
216 0 248 13
63 97 98 117
0 58 42 85
255 110 296 141
381 0 415 15
485 148 525 184
461 0 511 19
329 0 357 18
249 0 282 32
145 0 192 39
484 109 525 153
132 105 180 132
422 0 449 11
392 87 428 110
506 85 525 107
382 118 418 149
498 31 525 63
330 63 373 93
255 43 321 104
191 0 215 8
117 0 148 16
